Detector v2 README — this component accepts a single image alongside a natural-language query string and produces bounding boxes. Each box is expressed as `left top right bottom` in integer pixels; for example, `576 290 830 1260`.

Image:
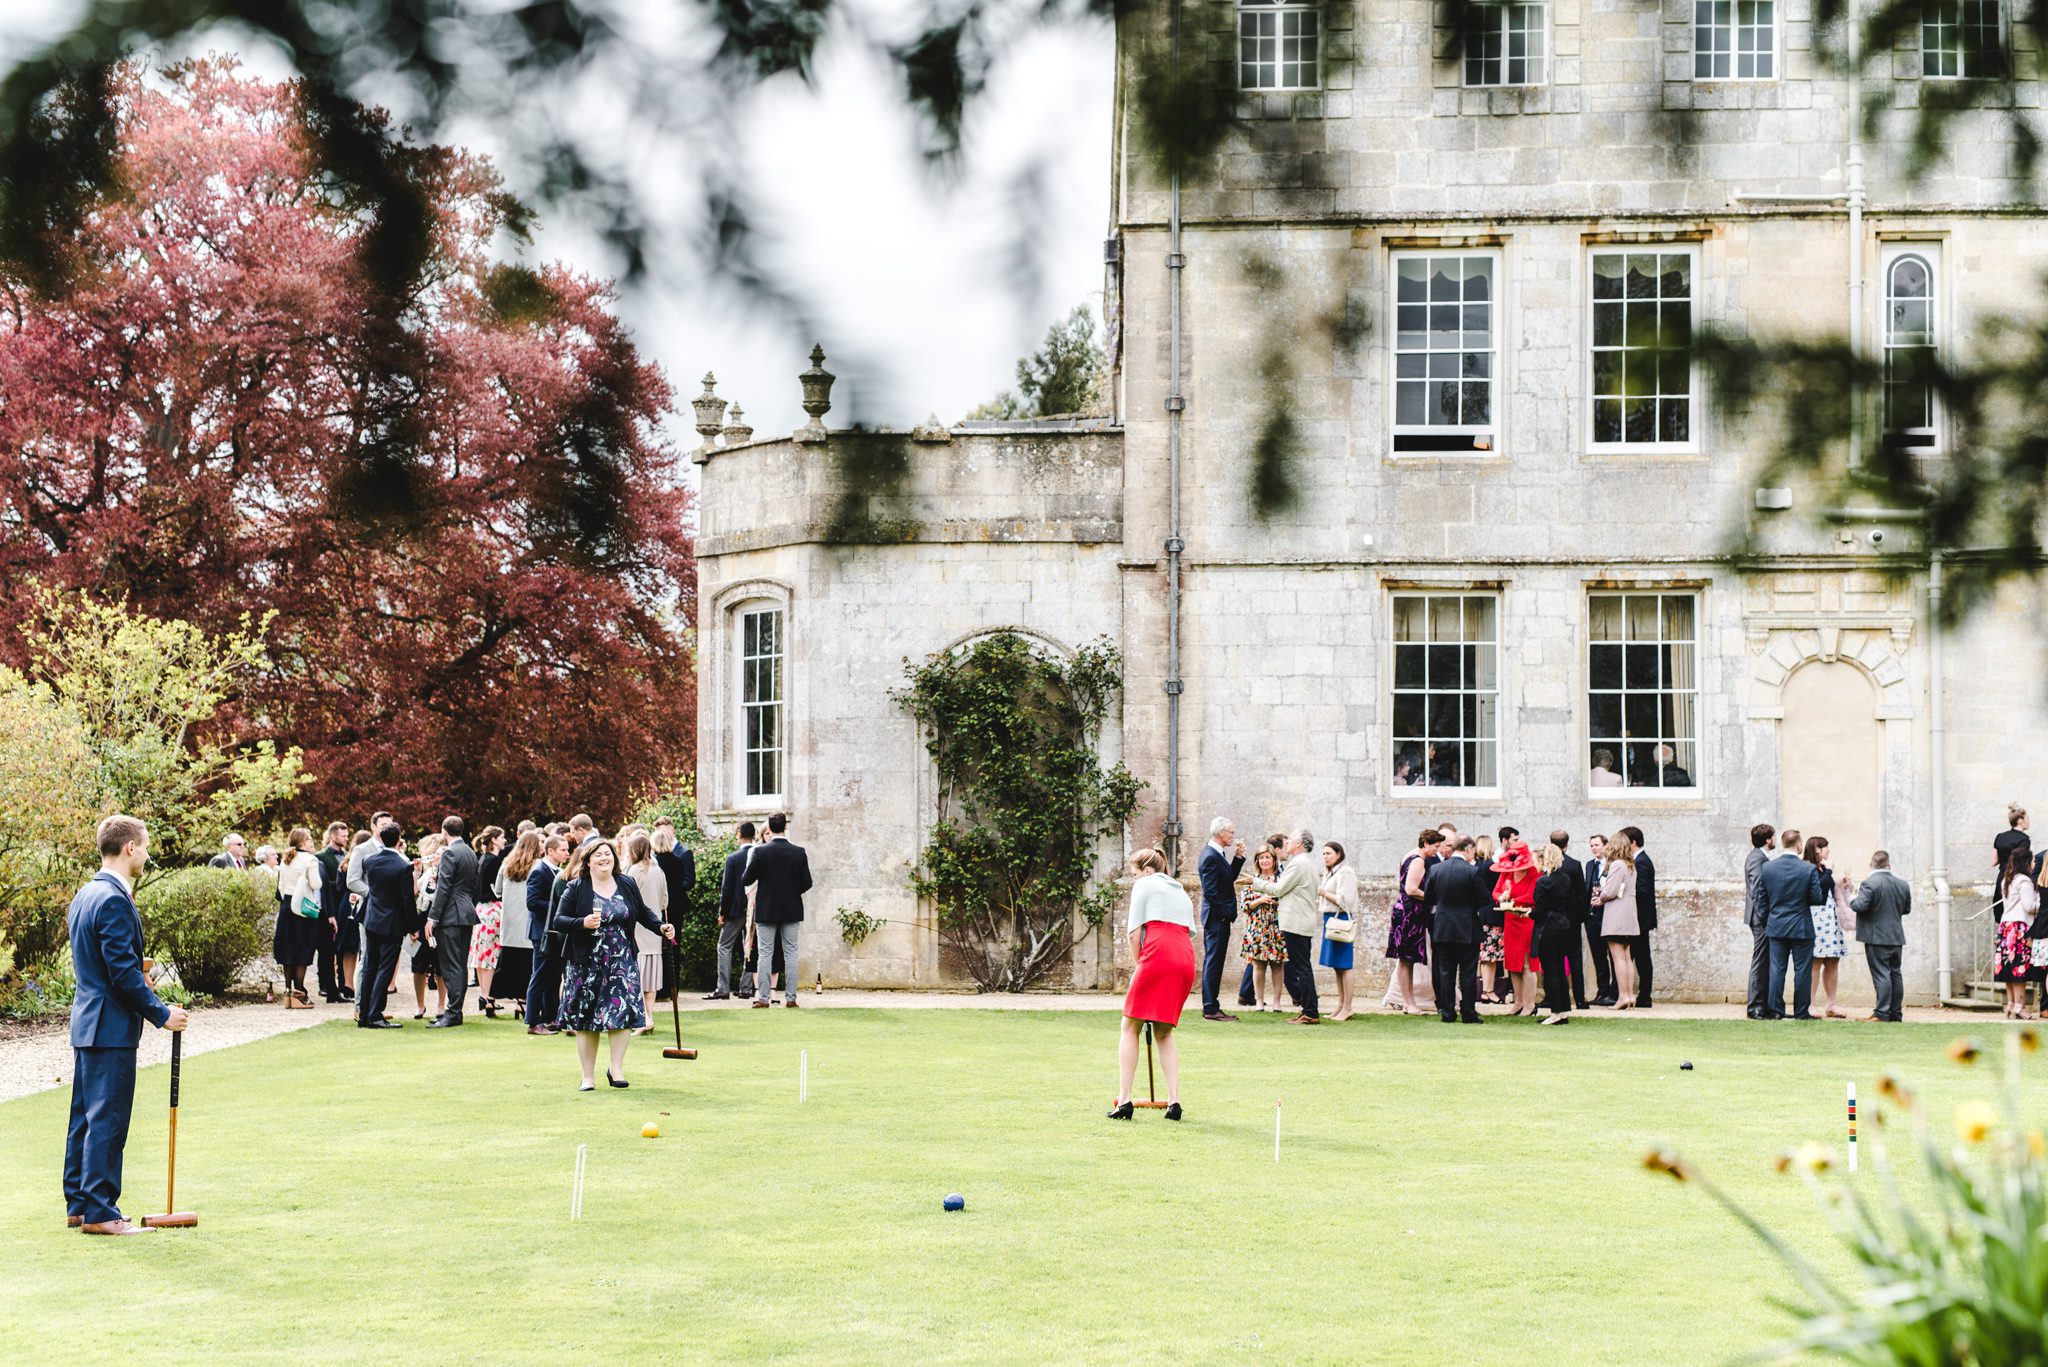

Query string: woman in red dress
1491 834 1540 1017
1111 848 1196 1121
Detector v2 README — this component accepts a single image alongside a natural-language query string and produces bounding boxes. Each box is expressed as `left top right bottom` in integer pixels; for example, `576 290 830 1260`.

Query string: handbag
1324 909 1357 943
292 866 321 918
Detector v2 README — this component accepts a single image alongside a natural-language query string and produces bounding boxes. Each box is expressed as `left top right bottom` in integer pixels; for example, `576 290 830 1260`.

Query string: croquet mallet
1133 1021 1170 1109
141 1031 197 1228
662 960 697 1061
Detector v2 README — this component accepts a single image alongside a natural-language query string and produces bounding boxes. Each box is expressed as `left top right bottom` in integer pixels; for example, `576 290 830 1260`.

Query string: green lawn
2 1008 2038 1365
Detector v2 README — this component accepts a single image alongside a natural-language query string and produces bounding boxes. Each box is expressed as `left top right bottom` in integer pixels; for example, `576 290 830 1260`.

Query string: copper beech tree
0 60 696 826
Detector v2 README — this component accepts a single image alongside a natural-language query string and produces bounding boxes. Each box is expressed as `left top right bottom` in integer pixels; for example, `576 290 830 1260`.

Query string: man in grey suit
1743 824 1776 1019
427 815 480 1028
1850 849 1912 1022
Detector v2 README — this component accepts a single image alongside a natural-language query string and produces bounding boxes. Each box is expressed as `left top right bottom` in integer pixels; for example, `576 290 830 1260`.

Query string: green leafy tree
0 673 98 966
894 632 1141 991
22 588 312 873
967 304 1106 420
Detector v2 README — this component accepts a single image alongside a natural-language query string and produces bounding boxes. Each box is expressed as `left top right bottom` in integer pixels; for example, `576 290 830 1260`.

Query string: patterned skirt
557 925 650 1031
1480 924 1506 965
1240 904 1286 964
1995 920 2042 983
470 901 503 972
1385 897 1430 962
1810 904 1847 961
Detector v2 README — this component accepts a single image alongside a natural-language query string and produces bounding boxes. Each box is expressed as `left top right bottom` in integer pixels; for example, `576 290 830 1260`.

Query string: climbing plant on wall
893 633 1142 992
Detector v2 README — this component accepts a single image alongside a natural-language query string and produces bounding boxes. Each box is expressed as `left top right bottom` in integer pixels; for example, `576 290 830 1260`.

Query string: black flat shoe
1106 1101 1134 1120
1164 1102 1183 1122
606 1071 629 1089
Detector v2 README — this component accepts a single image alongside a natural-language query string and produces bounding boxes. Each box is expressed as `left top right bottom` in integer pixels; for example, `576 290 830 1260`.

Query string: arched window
1882 249 1938 452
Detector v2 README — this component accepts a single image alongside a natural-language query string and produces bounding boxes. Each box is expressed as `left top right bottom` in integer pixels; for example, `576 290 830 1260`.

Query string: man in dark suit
1743 824 1776 1019
524 833 569 1035
426 815 480 1027
706 822 756 1000
208 833 248 870
1548 830 1591 1009
1622 825 1656 1008
1424 837 1486 1024
1850 850 1912 1022
357 823 413 1029
1761 828 1824 1019
63 815 189 1235
743 812 813 1008
651 818 698 1000
1583 833 1617 1006
1198 817 1246 1022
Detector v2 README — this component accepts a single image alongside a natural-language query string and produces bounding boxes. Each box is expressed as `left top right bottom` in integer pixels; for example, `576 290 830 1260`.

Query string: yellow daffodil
1948 1038 1982 1065
1955 1100 1998 1144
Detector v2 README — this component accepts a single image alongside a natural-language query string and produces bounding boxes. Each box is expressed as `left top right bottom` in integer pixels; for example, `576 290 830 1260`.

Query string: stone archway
1779 662 1882 880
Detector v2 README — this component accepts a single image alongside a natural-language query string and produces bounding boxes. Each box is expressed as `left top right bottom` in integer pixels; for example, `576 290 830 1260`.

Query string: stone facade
694 2 2048 1001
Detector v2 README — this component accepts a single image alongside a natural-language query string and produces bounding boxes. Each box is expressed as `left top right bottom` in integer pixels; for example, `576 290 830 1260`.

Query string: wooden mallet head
661 1046 697 1060
141 1212 197 1228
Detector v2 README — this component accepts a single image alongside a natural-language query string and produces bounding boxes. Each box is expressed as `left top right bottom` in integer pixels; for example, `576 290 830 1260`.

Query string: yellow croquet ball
642 1122 660 1139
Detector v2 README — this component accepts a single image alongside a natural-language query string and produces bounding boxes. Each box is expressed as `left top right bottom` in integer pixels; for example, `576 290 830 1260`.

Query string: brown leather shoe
67 1215 82 1228
751 999 771 1008
81 1218 154 1236
1202 1012 1239 1022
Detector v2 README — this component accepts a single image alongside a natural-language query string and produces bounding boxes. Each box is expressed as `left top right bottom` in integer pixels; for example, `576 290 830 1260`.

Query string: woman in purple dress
552 837 676 1091
1383 829 1439 1013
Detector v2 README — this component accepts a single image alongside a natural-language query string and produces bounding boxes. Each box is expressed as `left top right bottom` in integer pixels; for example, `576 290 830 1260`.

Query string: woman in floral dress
1238 845 1287 1011
1994 845 2041 1018
552 837 675 1090
1383 829 1439 1013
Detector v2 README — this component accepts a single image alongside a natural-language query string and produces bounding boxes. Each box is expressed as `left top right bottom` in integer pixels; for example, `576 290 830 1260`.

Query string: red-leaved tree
0 60 695 828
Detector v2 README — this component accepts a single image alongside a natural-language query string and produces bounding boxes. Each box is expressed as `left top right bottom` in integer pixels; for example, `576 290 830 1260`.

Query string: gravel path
2 989 2004 1104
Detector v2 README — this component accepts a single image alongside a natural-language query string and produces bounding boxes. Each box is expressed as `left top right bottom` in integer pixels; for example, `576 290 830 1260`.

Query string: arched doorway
1779 662 1881 880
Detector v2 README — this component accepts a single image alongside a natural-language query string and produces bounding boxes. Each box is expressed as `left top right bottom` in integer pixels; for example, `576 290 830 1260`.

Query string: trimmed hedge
142 866 270 996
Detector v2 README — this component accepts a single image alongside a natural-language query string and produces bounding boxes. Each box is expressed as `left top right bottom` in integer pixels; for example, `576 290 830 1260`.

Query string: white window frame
1881 243 1942 454
1585 590 1702 800
1586 245 1702 455
1388 590 1502 797
1389 249 1503 457
1464 1 1550 89
1238 0 1323 93
1693 0 1779 81
1921 0 2006 79
735 603 786 809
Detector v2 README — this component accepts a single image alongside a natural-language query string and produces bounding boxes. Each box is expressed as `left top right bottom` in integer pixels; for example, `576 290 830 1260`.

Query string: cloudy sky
0 1 1115 451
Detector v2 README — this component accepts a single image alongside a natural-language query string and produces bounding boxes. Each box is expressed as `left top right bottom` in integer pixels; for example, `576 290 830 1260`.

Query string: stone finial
691 372 728 462
794 344 835 444
911 413 953 444
721 404 753 445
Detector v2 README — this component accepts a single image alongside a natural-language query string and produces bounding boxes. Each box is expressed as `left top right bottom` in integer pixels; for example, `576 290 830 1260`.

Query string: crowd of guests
211 807 812 1089
1989 804 2048 1019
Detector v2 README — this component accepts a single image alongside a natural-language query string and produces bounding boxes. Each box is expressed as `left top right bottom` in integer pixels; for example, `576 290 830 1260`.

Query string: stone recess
691 8 2048 998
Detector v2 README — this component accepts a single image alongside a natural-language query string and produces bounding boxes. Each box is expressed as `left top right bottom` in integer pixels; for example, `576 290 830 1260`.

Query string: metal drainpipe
1930 551 1952 999
1162 0 1186 871
1846 0 1866 470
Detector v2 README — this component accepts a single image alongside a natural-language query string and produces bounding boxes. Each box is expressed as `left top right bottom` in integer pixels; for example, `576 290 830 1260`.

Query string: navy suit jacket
1197 843 1245 924
526 861 561 941
360 846 416 937
1760 853 1826 940
718 846 751 922
1634 851 1659 932
68 872 170 1048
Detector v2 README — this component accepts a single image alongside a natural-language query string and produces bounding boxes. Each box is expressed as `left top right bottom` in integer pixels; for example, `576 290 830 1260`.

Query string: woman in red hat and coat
1492 833 1540 1016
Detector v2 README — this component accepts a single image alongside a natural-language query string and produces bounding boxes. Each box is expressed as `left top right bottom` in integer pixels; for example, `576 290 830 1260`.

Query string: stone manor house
694 0 2048 1003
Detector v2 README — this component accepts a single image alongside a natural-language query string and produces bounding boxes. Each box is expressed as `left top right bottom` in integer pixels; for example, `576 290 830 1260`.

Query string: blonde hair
1535 842 1562 875
1129 848 1167 875
1605 832 1637 868
503 830 543 883
1473 835 1495 864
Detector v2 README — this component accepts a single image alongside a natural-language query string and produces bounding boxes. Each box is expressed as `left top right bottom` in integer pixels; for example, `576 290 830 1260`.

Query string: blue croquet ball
943 1193 965 1212
1679 1061 1694 1071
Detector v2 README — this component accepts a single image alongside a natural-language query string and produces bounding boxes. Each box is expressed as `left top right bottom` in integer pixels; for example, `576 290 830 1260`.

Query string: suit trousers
1432 938 1481 1021
1538 939 1574 1013
64 1046 139 1225
714 918 747 995
1745 924 1771 1017
1866 944 1905 1021
1633 930 1655 1006
525 914 565 1027
755 923 800 1002
1766 936 1815 1019
1583 911 1616 1000
435 924 474 1019
315 916 339 999
1281 931 1320 1020
359 928 406 1026
1200 916 1233 1014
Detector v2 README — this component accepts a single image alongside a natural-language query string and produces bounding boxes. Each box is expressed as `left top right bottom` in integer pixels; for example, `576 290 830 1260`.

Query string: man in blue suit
64 814 188 1235
523 832 570 1034
1198 817 1245 1022
356 823 413 1029
1760 828 1826 1020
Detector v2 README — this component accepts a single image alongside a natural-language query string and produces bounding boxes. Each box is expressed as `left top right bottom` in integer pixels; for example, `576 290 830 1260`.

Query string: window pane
1588 591 1699 791
1590 644 1623 689
1394 643 1425 689
1390 594 1498 787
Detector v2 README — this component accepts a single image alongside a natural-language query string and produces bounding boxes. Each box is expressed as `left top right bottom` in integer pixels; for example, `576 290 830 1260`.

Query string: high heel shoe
1106 1100 1134 1120
1164 1102 1183 1122
606 1070 629 1089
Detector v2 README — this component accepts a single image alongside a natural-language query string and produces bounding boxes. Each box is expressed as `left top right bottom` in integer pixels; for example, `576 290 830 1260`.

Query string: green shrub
141 867 269 996
629 779 736 991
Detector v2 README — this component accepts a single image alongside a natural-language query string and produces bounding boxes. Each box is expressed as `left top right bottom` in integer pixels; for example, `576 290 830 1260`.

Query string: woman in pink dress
1110 848 1196 1122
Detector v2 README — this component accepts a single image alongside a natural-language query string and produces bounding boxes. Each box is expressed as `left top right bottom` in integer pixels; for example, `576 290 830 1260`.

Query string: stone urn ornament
795 345 835 443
